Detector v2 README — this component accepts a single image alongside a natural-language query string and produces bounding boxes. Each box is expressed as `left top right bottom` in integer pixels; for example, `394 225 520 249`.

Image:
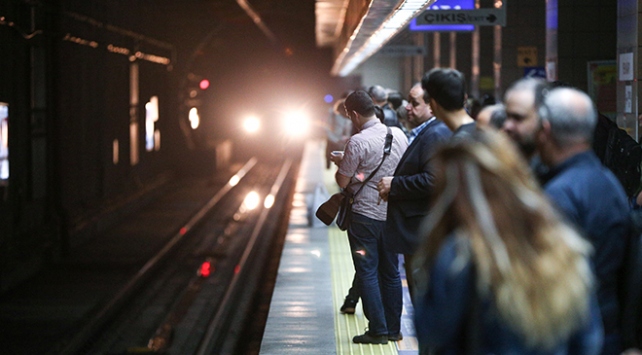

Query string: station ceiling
315 0 436 76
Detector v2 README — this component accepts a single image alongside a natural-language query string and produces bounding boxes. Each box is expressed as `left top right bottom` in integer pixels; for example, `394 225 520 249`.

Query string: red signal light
199 79 210 90
199 261 212 277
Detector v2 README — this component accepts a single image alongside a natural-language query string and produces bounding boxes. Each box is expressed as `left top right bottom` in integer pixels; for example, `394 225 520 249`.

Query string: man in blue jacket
377 83 451 297
537 87 631 355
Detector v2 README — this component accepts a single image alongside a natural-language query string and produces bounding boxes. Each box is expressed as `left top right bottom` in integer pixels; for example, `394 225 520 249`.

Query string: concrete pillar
470 0 481 99
545 0 558 83
413 32 425 83
433 32 441 68
471 25 480 100
494 24 502 101
450 32 457 69
403 55 413 92
617 0 639 140
493 0 504 100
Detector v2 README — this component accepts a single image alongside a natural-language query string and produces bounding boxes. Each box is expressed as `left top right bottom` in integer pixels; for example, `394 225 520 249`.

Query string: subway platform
259 140 419 355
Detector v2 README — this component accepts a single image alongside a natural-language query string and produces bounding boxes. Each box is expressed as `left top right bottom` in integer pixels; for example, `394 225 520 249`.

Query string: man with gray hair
537 87 631 355
369 85 401 128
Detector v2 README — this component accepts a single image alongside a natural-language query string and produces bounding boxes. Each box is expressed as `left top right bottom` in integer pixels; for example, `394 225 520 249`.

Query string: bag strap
352 127 393 198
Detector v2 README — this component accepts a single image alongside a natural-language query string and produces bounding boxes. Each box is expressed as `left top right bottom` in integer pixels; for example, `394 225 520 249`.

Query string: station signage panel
378 45 426 57
523 67 546 78
409 0 475 32
517 46 538 67
415 8 506 26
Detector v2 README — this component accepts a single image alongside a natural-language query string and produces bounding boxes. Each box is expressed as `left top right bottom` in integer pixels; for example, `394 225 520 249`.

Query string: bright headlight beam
189 107 200 129
243 116 261 134
264 194 275 208
283 110 310 136
243 191 260 211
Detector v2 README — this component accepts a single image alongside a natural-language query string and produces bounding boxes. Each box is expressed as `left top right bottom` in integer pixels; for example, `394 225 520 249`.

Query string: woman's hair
414 128 594 350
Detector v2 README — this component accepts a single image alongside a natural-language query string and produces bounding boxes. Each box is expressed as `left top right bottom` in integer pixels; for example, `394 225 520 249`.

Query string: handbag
335 127 393 231
315 191 344 226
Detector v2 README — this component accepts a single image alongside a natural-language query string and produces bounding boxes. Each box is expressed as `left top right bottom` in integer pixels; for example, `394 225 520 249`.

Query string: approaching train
0 0 328 293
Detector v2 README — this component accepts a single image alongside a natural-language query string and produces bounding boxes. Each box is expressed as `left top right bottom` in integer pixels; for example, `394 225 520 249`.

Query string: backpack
602 122 642 196
619 228 642 349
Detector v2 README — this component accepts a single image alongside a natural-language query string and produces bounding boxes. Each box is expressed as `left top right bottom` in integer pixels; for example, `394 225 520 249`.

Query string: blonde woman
412 129 603 354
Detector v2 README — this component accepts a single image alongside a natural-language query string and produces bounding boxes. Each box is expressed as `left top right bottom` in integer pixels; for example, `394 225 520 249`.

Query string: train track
51 156 298 355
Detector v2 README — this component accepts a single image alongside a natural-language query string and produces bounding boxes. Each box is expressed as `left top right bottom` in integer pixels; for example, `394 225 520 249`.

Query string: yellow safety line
324 152 398 355
329 226 398 355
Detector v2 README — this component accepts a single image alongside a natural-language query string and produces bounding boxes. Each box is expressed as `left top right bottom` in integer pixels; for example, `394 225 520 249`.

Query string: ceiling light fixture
334 0 435 76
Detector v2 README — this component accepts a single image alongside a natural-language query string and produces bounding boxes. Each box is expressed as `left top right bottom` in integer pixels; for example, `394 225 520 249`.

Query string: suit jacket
384 119 452 254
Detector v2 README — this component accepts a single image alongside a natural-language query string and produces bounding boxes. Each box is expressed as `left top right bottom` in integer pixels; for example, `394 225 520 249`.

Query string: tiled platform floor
260 140 419 355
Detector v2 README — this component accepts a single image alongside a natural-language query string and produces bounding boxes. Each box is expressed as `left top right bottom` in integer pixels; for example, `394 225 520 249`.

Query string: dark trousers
404 253 416 301
346 274 360 301
347 212 402 335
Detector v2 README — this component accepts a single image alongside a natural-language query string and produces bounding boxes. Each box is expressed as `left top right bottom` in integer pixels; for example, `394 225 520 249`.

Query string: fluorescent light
335 0 435 76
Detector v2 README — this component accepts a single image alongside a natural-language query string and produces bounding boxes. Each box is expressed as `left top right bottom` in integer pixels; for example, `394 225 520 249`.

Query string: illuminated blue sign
524 67 546 78
409 0 475 32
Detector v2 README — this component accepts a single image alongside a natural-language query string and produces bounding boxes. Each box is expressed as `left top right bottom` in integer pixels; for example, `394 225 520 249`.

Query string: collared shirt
408 117 436 144
338 120 408 221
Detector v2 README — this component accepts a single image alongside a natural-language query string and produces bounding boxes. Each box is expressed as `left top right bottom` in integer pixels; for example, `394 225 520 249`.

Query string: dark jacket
414 236 604 355
544 151 631 354
382 103 402 129
384 119 451 254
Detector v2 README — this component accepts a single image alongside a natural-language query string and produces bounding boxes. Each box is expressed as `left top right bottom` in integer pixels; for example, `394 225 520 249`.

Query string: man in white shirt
333 90 408 344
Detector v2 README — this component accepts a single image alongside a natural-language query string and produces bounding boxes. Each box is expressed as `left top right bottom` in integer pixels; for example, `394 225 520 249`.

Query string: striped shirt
338 120 408 221
408 117 435 144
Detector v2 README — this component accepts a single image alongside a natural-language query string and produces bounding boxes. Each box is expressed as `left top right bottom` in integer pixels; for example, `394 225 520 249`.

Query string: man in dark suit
377 83 452 297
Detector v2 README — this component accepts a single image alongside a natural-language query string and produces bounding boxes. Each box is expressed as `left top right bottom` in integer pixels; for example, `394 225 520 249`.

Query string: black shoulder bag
336 127 393 231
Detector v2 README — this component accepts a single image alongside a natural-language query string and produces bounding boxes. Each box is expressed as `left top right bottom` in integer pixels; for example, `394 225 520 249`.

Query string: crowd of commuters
412 129 603 354
324 68 640 354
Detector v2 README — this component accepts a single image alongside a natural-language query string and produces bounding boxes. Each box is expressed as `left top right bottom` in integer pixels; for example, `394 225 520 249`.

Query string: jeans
348 212 402 336
346 274 360 301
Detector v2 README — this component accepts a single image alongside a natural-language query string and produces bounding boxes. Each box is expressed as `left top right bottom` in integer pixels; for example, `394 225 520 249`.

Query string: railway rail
0 153 300 355
51 157 297 355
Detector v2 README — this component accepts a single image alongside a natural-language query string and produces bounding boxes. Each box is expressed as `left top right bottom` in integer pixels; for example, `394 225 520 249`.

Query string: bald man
537 87 631 355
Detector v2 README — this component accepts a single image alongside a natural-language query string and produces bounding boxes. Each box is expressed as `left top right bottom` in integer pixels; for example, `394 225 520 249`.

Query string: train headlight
283 110 309 136
242 116 261 134
189 107 200 129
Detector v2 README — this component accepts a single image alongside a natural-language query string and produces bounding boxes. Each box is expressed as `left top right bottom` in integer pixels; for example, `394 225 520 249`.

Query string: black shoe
353 331 388 344
340 297 358 314
388 332 403 341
